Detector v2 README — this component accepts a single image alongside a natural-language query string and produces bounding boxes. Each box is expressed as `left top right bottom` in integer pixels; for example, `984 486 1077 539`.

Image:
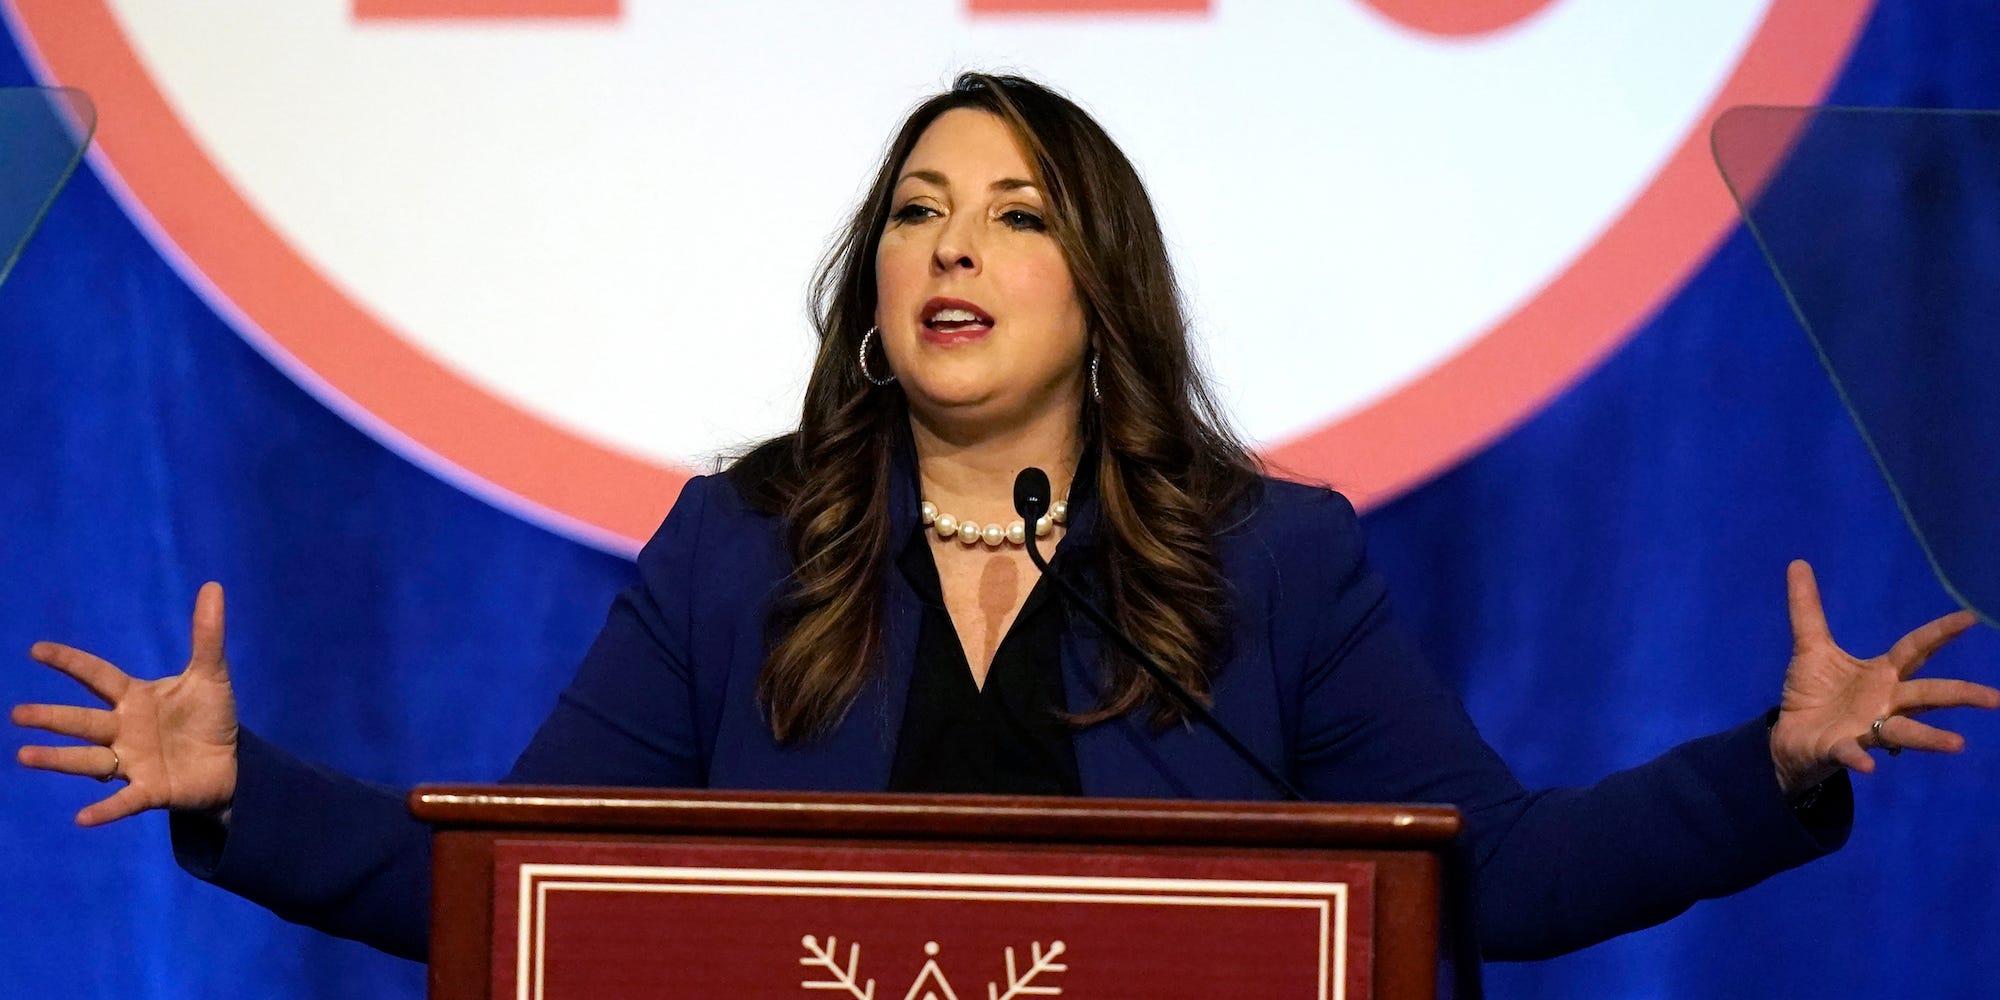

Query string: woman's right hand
12 581 239 826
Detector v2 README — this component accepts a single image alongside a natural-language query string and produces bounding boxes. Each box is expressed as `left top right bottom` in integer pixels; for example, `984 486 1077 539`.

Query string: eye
1001 208 1047 232
890 203 938 225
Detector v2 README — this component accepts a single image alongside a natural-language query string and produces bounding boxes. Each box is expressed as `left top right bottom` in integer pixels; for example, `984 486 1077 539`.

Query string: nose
931 214 979 276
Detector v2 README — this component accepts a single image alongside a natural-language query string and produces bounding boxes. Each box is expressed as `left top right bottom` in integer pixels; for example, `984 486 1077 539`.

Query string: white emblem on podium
800 934 876 999
987 940 1067 1000
903 941 958 1000
799 936 1067 1000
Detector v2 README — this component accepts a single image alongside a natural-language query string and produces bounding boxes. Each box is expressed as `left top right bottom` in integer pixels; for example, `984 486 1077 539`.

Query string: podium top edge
408 785 1462 848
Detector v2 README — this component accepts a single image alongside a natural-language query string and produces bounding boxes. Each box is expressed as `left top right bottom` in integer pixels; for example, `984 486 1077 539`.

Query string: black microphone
1014 467 1305 801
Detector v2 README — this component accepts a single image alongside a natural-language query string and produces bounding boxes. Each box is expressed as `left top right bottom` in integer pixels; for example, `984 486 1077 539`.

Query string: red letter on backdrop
353 0 619 20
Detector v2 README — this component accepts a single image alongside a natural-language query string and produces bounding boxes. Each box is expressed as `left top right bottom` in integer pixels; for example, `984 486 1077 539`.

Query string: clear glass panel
0 86 94 290
1713 106 2000 624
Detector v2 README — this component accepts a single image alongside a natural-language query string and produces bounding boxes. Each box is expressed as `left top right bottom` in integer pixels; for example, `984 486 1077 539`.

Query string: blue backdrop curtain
3 3 1996 997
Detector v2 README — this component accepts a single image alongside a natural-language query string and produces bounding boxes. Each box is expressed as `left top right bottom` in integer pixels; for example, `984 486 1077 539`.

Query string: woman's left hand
1771 560 2000 798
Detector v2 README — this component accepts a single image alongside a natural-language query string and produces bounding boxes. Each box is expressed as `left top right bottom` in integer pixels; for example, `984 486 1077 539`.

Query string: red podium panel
413 788 1460 1000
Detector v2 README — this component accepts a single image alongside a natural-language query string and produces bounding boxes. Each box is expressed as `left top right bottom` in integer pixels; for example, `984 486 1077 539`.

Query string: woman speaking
13 74 1997 981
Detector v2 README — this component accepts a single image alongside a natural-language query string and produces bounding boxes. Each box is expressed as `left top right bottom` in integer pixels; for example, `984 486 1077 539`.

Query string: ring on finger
97 746 122 783
1871 716 1903 757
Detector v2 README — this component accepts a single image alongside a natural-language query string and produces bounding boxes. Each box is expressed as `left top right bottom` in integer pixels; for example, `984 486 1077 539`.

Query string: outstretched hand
1771 561 2000 798
12 582 240 826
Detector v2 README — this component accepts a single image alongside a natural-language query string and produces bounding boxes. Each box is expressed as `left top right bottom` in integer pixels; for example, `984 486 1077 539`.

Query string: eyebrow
895 169 1040 193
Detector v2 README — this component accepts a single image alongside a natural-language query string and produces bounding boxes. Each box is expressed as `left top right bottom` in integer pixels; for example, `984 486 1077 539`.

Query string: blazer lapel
1049 459 1201 799
855 430 929 783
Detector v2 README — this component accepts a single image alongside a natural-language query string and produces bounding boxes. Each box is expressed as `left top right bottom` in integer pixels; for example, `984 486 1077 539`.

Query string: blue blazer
173 458 1848 977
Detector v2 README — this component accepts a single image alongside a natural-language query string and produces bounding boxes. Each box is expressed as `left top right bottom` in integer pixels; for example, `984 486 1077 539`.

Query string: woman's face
875 108 1089 431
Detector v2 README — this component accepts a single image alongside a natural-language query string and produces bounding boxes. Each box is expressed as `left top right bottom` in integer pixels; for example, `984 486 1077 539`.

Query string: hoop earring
858 326 896 386
1089 351 1102 403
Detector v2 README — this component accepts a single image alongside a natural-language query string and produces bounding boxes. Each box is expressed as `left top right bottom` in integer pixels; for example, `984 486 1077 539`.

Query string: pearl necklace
921 498 1067 548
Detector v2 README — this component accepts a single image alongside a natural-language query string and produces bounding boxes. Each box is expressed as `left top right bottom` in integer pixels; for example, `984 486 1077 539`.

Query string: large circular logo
4 1 1870 553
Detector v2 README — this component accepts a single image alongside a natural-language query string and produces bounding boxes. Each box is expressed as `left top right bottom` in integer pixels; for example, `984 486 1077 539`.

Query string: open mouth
921 297 996 338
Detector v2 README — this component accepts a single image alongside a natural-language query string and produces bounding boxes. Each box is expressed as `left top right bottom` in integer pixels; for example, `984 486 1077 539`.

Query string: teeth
931 307 982 323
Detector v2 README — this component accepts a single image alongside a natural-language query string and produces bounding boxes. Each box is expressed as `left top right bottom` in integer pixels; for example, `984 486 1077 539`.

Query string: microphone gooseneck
1011 467 1305 801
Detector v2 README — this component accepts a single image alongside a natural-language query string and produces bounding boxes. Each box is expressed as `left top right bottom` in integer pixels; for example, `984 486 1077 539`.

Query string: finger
1886 609 1980 679
17 743 119 779
186 582 228 680
1786 560 1833 649
77 785 152 827
26 643 132 705
10 703 117 744
1894 678 2000 715
1878 716 1967 755
1829 736 1876 775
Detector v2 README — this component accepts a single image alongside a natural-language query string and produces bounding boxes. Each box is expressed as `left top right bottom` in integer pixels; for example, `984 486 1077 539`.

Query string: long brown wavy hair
732 72 1262 743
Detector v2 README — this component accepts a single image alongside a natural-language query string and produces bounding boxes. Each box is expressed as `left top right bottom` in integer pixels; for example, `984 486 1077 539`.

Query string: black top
886 523 1084 796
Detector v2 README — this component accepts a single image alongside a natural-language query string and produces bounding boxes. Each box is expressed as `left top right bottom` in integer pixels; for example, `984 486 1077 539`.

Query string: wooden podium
412 786 1460 1000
